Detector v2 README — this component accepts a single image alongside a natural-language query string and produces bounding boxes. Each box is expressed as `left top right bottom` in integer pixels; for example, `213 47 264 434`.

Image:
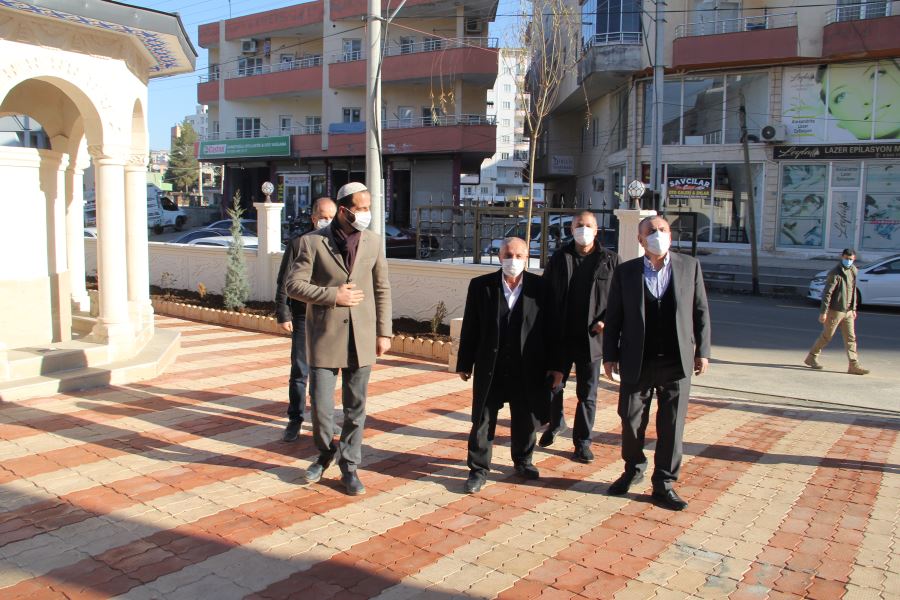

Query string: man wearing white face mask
275 197 337 442
456 237 564 494
602 216 711 511
285 182 392 496
539 211 620 463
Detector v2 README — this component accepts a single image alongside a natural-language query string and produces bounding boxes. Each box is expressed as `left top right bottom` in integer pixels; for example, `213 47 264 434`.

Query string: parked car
204 219 257 235
384 224 440 259
170 228 230 244
483 215 574 257
83 227 97 238
187 235 260 250
808 253 900 307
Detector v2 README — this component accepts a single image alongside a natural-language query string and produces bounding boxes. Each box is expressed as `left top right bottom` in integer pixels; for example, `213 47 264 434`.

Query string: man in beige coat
285 182 392 495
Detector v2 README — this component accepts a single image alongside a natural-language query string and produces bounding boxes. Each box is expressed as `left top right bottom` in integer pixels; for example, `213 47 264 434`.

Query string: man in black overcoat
456 237 563 494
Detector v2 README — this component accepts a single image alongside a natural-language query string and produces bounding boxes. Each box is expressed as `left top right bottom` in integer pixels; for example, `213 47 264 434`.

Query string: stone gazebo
0 1 196 399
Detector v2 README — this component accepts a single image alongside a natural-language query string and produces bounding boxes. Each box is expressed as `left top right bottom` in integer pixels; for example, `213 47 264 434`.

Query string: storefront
774 144 900 255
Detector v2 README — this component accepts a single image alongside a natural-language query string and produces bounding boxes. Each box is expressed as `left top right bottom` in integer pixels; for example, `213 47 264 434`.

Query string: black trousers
617 356 689 492
467 380 538 477
548 358 601 450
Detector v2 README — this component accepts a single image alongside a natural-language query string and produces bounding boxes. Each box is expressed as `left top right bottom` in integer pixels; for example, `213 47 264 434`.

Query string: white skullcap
336 182 368 200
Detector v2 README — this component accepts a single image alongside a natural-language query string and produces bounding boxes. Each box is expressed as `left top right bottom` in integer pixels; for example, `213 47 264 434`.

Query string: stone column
66 155 91 313
46 151 71 342
253 201 284 302
89 147 133 346
614 208 657 262
125 154 153 334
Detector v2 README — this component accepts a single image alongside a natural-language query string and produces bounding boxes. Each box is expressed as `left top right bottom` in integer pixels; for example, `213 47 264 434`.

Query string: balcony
578 32 644 104
197 77 218 104
222 57 324 100
329 38 499 88
822 1 900 58
672 12 800 69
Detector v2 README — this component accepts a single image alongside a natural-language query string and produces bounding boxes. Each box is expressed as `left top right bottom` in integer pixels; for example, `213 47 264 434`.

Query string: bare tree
508 0 583 244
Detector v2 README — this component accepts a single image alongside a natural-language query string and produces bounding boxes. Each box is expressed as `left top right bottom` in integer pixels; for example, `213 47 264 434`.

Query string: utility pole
649 0 665 208
739 92 760 295
366 0 384 237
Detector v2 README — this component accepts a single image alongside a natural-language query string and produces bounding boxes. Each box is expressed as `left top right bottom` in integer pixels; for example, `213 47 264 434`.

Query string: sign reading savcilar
199 136 291 159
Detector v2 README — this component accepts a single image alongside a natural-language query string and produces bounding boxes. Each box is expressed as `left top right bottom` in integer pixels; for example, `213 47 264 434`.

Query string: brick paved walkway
0 317 897 600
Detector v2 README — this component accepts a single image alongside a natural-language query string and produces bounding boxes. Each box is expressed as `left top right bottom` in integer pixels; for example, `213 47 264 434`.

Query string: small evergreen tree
223 192 250 311
164 120 199 194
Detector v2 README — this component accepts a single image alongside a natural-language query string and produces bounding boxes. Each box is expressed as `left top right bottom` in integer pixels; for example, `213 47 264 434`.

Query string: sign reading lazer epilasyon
199 136 291 159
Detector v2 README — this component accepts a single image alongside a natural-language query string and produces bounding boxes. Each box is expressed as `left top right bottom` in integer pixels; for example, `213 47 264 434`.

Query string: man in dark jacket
274 197 337 441
456 237 563 494
804 248 869 375
539 211 620 463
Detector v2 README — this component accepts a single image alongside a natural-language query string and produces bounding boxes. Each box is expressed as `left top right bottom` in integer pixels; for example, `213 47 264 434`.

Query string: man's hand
590 321 605 335
278 321 293 333
336 283 365 307
459 372 471 382
603 361 618 380
818 313 826 324
376 336 391 357
547 370 563 390
850 310 857 320
694 357 709 376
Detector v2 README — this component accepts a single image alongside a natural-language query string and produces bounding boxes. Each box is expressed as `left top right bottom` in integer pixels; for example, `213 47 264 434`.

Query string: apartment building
195 0 498 227
461 49 545 205
535 0 900 257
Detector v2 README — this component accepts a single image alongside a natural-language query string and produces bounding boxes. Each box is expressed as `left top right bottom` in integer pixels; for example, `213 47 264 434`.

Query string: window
423 37 442 52
342 108 361 123
279 115 292 135
481 186 489 194
342 39 362 61
211 120 219 138
399 36 415 54
514 149 529 161
238 57 263 77
502 118 511 127
208 64 219 80
582 0 642 46
305 116 321 134
501 152 510 159
779 164 827 248
612 89 628 151
504 84 513 93
236 117 260 138
592 118 599 147
422 106 444 126
501 135 511 143
643 73 769 146
502 101 512 110
279 54 294 70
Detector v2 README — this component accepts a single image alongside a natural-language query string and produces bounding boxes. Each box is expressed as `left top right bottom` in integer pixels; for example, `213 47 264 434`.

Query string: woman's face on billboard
827 61 900 139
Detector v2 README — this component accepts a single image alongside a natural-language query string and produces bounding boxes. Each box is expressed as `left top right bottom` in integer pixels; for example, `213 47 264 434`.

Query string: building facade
195 0 498 226
536 0 900 257
461 49 545 206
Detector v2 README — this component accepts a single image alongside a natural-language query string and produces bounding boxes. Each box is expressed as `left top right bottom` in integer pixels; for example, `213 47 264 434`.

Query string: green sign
199 136 291 159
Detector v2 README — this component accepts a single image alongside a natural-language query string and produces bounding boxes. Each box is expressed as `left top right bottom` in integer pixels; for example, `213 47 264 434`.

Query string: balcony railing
329 37 499 64
381 114 496 129
586 31 643 46
826 1 894 24
675 11 797 38
224 55 323 79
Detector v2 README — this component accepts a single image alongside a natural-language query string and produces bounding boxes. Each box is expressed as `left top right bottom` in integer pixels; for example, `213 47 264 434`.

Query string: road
697 292 900 412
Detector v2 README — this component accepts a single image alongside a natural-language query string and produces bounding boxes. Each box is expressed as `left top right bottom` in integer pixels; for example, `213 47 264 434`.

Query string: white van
148 183 187 234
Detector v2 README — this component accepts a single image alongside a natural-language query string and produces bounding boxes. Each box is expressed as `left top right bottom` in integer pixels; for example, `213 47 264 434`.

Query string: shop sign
551 155 574 175
667 176 712 201
774 143 900 160
199 136 291 159
283 174 310 187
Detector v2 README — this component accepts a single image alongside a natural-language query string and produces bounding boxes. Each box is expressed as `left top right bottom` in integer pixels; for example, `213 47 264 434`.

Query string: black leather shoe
464 472 486 494
303 454 334 484
514 463 540 480
341 472 366 496
538 421 566 448
282 421 302 442
608 471 644 495
573 446 594 464
652 488 688 511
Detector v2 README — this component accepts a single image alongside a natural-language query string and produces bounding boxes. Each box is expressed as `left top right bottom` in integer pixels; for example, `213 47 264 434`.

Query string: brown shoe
848 362 870 375
804 354 823 370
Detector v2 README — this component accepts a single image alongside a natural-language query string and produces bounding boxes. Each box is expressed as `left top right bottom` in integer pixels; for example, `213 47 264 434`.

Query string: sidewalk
0 317 897 600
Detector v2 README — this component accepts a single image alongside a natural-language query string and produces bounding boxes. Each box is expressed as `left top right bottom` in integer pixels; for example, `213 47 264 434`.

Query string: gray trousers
309 359 372 474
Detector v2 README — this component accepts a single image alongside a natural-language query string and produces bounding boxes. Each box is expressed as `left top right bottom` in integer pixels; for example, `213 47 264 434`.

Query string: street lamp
626 180 646 210
261 181 274 203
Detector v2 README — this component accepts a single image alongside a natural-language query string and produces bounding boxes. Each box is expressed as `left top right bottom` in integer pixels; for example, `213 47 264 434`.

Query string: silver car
808 253 900 307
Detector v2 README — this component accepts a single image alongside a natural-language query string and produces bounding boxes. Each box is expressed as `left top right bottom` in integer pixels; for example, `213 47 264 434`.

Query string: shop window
862 163 900 251
724 73 768 143
682 76 723 144
778 164 827 248
665 164 713 243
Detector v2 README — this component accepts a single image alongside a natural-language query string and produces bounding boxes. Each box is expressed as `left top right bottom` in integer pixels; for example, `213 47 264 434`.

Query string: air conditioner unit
760 123 788 143
465 18 483 34
241 39 257 54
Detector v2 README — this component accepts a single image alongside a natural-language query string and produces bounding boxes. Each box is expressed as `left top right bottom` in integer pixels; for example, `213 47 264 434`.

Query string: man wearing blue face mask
804 248 869 375
602 215 711 511
456 237 564 494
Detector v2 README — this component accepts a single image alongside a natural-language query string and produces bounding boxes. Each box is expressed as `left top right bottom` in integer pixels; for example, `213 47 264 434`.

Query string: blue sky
142 0 520 150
